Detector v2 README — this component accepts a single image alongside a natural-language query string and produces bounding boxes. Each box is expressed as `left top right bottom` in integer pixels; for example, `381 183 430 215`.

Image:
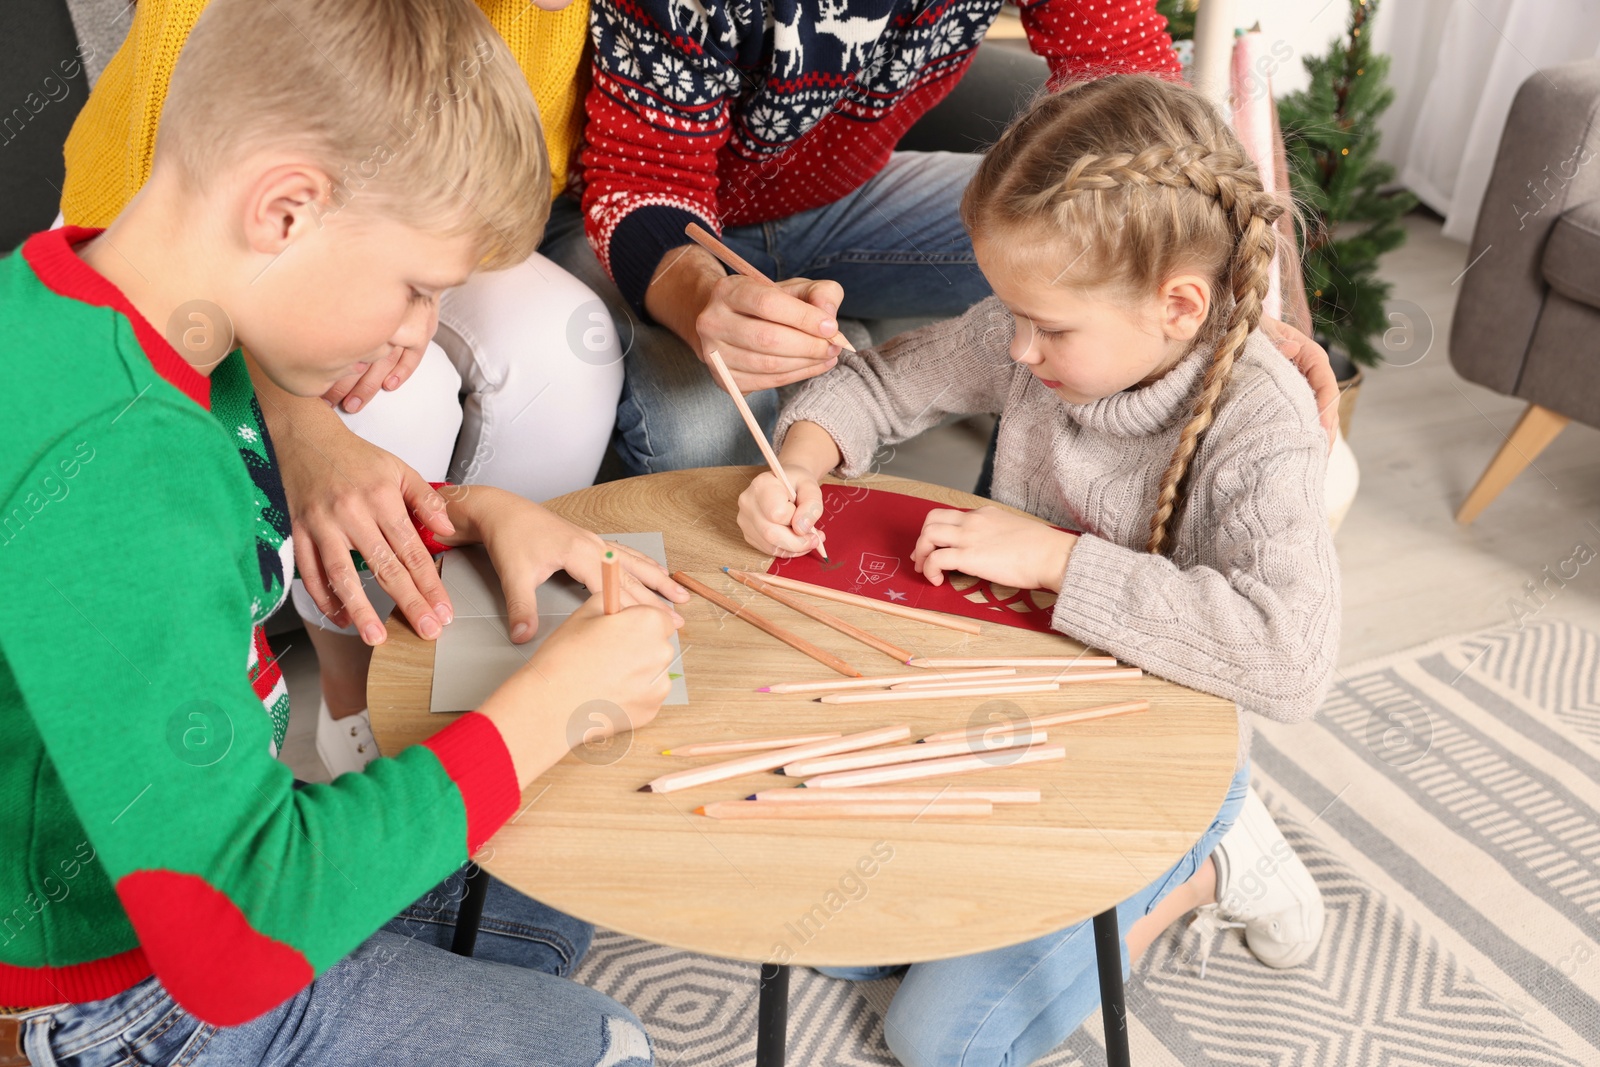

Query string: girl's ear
240 161 335 256
1160 274 1212 343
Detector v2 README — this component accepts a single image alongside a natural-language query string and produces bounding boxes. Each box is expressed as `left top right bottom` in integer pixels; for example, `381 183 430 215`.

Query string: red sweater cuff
414 481 455 555
422 711 521 855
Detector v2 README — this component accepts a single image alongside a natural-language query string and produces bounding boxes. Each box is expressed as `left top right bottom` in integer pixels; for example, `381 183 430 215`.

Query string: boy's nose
391 302 439 351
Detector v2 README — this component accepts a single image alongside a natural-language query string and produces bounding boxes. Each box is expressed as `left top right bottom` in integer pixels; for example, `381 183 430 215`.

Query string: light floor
279 212 1600 781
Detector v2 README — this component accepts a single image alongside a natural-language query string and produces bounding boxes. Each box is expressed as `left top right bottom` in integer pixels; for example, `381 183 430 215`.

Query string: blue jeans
15 868 651 1067
822 762 1253 1067
540 151 991 476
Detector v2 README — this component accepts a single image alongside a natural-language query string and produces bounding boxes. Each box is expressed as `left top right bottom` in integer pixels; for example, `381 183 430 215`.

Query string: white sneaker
1188 788 1324 974
316 699 380 778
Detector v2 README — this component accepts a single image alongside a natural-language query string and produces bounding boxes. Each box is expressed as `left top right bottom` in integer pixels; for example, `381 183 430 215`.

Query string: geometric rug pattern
575 621 1600 1065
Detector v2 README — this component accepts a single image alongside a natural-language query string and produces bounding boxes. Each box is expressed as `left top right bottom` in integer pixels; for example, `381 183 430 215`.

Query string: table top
369 467 1238 967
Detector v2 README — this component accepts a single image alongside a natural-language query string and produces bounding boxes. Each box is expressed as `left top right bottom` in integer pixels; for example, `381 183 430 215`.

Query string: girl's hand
911 506 1078 592
461 489 689 642
737 467 825 558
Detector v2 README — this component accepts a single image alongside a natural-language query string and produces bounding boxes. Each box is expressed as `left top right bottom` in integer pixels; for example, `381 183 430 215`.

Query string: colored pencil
819 682 1060 705
695 799 991 820
759 668 1015 694
919 701 1149 744
602 550 621 615
725 568 914 663
908 656 1120 669
889 673 1088 691
685 223 856 352
664 732 843 757
800 743 1066 789
748 787 1041 804
752 573 984 635
780 730 1047 778
638 724 910 793
672 571 861 678
702 351 829 564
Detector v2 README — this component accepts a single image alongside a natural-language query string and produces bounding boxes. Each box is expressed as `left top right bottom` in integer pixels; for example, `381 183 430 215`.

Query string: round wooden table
369 467 1238 1067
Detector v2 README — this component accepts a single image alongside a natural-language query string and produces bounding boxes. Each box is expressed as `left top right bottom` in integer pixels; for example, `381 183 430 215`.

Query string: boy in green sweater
0 0 682 1063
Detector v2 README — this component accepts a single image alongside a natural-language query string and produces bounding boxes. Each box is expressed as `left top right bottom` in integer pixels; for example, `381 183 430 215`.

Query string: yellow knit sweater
61 0 589 228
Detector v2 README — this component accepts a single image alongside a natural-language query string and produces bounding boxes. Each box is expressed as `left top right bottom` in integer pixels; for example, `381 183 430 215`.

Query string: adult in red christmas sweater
541 0 1339 477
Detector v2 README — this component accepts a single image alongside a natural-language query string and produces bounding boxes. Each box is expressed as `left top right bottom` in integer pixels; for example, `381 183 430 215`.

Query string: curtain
1379 0 1600 242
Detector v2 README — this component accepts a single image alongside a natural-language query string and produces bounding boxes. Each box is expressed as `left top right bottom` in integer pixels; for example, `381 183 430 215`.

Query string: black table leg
449 863 490 957
755 963 789 1067
1093 907 1131 1067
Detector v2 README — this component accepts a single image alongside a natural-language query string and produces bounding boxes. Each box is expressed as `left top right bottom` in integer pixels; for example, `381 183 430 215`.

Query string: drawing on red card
857 552 900 585
768 485 1071 634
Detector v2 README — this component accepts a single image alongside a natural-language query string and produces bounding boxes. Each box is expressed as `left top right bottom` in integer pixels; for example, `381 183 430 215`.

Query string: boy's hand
321 344 427 414
279 421 454 645
464 490 688 642
483 595 682 786
912 506 1078 592
737 467 825 558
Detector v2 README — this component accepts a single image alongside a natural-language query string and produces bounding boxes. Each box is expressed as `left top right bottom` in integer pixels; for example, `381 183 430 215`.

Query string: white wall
1198 0 1409 99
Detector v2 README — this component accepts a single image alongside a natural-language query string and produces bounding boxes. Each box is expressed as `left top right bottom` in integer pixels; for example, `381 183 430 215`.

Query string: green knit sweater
0 228 521 1026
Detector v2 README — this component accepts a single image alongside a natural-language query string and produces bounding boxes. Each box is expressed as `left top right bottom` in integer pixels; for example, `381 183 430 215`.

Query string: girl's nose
1010 321 1044 365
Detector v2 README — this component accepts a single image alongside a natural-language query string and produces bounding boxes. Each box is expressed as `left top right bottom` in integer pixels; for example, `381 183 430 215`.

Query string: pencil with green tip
602 550 621 615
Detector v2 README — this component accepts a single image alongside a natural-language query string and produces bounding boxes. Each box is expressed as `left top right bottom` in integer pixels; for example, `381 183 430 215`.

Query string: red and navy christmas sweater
578 0 1181 313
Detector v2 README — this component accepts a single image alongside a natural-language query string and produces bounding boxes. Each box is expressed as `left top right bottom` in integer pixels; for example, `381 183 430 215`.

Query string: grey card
429 532 688 713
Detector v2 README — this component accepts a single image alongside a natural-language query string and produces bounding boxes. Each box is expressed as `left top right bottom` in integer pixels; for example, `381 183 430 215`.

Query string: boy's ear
242 162 334 255
1161 274 1211 342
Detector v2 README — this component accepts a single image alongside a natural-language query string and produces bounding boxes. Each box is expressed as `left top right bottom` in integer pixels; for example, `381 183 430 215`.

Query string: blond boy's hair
159 0 548 269
962 75 1290 556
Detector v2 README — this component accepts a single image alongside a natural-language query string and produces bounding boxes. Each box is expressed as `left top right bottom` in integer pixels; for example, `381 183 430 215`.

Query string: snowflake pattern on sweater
209 352 294 754
580 0 1180 312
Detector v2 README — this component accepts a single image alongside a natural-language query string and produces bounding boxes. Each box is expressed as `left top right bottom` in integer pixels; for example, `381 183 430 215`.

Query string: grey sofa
1452 59 1600 522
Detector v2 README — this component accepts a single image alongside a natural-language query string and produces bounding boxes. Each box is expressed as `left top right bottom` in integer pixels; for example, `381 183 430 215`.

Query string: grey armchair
1452 59 1600 523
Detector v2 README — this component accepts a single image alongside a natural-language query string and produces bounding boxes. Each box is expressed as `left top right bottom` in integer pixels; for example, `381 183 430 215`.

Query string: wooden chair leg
1456 404 1570 524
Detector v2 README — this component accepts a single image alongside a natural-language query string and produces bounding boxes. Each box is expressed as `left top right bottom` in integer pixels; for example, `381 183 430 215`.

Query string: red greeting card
766 485 1063 633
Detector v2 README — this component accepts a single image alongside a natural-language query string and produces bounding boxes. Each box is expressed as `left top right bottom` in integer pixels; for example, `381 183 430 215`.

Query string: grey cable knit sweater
775 296 1340 768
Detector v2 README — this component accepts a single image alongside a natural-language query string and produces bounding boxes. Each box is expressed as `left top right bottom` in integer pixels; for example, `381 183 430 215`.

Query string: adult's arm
581 0 841 390
1014 0 1183 82
247 356 454 643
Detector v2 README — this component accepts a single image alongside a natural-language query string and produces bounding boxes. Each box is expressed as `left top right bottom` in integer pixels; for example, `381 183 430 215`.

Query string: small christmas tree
1277 0 1416 368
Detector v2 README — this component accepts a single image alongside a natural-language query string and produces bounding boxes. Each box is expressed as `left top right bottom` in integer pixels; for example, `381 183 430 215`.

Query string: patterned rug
573 621 1600 1065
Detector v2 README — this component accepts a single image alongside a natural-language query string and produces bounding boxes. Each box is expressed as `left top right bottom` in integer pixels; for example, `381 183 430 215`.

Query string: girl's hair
159 0 548 270
961 75 1287 556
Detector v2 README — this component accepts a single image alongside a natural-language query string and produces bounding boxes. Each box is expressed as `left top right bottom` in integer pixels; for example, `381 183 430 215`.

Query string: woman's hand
1258 316 1339 451
737 466 826 558
695 275 843 392
275 409 456 645
911 506 1078 592
454 488 689 642
321 344 427 413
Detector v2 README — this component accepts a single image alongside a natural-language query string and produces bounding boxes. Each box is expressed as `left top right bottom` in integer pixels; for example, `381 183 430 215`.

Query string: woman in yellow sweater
63 0 628 780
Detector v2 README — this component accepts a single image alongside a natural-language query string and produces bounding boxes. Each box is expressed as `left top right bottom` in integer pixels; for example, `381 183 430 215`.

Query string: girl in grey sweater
737 75 1338 1067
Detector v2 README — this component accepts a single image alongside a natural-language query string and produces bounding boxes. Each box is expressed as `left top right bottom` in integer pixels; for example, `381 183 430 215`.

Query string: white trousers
289 250 624 634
